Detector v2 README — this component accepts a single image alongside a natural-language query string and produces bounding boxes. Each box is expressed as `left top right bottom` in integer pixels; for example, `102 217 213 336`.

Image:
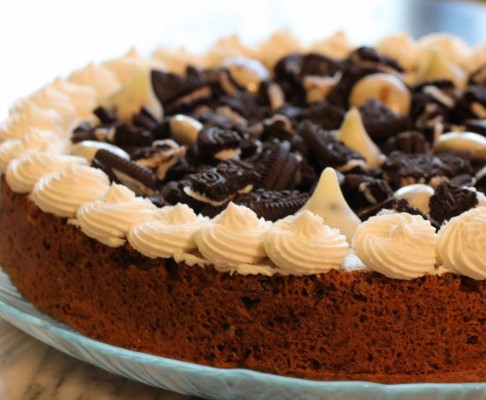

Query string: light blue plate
0 268 485 400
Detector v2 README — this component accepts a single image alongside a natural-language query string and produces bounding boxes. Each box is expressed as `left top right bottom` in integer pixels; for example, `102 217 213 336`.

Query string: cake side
1 178 485 384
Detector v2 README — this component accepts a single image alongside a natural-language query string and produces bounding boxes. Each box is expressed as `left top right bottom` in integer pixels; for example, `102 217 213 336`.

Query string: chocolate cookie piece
93 148 158 195
185 160 259 204
348 46 403 74
452 85 486 121
234 189 309 221
341 174 393 211
300 102 345 130
133 107 159 130
382 151 473 188
112 123 154 149
429 181 479 226
197 125 243 159
255 140 299 191
383 131 428 155
297 120 365 171
358 99 409 141
326 64 375 108
94 106 118 124
301 53 342 78
219 91 261 122
392 198 428 219
261 114 294 141
151 68 211 115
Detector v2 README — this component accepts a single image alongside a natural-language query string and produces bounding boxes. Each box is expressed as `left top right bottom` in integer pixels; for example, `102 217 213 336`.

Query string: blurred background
0 0 485 119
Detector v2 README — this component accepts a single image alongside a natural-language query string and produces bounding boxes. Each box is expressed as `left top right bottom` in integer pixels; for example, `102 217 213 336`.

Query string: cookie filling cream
264 211 349 275
352 213 438 279
71 183 157 247
128 203 208 259
437 207 486 280
6 153 87 193
195 202 272 273
31 164 110 218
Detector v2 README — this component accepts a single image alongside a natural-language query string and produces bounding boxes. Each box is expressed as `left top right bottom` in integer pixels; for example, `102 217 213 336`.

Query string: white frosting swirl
437 207 486 279
152 47 207 74
1 103 64 142
264 211 349 275
206 35 256 66
31 165 110 218
257 30 304 67
417 33 472 67
128 203 208 259
352 213 438 279
309 31 354 60
26 86 77 128
68 63 121 100
50 78 98 119
72 183 157 247
6 152 86 193
195 202 272 270
0 130 70 172
104 48 167 84
375 33 418 71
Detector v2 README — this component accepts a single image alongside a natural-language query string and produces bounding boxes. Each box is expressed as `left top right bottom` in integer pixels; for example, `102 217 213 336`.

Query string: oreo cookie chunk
410 81 455 139
382 151 473 189
93 149 158 195
429 181 479 226
236 189 309 221
184 160 259 205
300 102 345 130
356 197 426 222
254 140 299 191
132 139 186 180
112 123 154 150
261 114 294 141
348 46 403 74
341 174 394 211
197 125 243 160
383 131 428 155
297 120 366 172
452 85 486 122
151 68 211 115
358 99 409 141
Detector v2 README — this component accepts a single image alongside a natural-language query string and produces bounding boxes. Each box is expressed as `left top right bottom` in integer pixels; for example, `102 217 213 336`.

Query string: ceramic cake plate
0 268 484 400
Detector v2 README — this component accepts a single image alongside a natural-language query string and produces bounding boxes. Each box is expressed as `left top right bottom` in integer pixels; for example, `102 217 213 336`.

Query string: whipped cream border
1 30 484 279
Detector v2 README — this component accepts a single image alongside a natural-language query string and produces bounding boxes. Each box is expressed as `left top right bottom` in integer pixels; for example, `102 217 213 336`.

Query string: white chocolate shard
394 184 435 214
300 167 361 241
170 115 203 146
433 131 486 161
413 49 466 88
336 108 384 169
71 140 130 162
102 69 163 122
349 73 411 115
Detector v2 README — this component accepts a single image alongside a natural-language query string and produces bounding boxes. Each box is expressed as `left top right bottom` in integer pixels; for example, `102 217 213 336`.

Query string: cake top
1 31 486 279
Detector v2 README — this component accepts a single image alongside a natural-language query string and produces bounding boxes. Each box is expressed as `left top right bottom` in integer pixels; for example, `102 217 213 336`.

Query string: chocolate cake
1 31 486 384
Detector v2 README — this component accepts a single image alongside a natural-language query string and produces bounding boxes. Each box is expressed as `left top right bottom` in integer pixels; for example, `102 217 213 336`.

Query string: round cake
1 31 486 384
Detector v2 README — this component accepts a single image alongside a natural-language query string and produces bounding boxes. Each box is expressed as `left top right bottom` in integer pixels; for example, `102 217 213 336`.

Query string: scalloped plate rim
0 268 485 399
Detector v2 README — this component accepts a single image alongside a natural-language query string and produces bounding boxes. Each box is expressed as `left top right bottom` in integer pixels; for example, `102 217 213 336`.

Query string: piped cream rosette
128 203 208 261
437 207 486 279
352 212 438 279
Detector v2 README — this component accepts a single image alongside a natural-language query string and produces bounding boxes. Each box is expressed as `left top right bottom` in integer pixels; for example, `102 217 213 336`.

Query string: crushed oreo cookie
429 181 479 226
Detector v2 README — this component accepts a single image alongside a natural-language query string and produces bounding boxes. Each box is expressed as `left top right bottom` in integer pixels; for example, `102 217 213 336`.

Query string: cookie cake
0 31 486 384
